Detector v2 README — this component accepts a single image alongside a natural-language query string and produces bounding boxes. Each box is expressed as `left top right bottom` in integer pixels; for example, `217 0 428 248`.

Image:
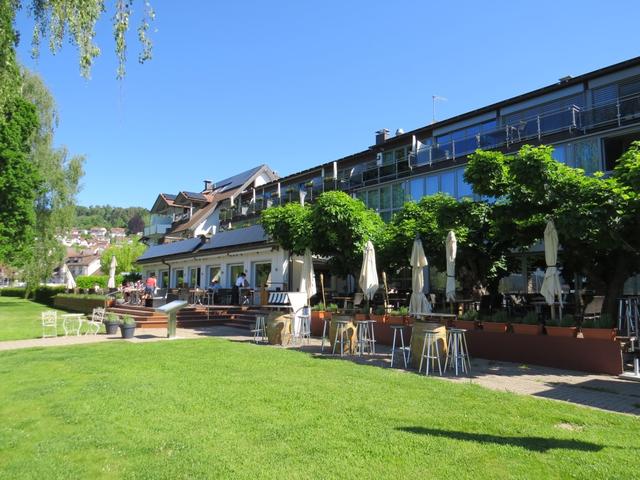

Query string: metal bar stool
251 314 267 344
320 317 330 352
292 307 311 345
365 319 377 354
332 319 351 357
389 325 409 368
355 320 371 356
419 329 442 376
444 328 471 376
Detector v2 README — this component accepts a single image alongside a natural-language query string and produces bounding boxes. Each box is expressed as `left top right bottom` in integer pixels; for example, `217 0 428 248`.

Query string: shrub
489 310 510 323
121 315 136 326
374 306 386 315
75 274 125 290
582 313 613 329
105 313 120 324
312 302 325 311
460 309 478 321
520 311 539 325
55 293 108 301
326 303 339 313
0 286 66 306
548 314 575 328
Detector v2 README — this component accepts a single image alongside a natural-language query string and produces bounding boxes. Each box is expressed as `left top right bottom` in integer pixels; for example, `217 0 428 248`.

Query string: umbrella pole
382 271 389 313
320 273 326 308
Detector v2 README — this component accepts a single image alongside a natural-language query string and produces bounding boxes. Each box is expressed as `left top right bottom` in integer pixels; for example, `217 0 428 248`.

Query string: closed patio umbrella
445 231 457 303
409 237 432 316
359 241 379 302
540 220 563 315
107 255 118 289
62 263 76 290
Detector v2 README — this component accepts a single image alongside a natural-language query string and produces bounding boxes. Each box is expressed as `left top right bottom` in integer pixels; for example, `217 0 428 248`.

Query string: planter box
385 315 405 325
453 319 477 330
465 330 623 375
546 326 577 338
53 296 106 314
482 322 508 333
511 324 543 335
580 328 617 341
310 311 332 337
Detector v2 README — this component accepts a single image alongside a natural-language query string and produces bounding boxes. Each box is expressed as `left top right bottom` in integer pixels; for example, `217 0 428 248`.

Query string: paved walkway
1 326 639 416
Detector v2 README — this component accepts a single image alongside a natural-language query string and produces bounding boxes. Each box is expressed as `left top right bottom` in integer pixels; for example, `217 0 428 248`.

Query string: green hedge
55 293 108 301
0 286 66 307
76 274 125 290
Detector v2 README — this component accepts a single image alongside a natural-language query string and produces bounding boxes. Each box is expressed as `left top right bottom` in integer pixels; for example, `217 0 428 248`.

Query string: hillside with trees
75 206 150 234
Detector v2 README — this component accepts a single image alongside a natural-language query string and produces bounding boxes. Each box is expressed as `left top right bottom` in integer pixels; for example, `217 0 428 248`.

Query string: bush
520 311 539 325
460 309 478 321
121 315 136 326
105 313 120 324
0 286 66 306
489 310 509 323
549 314 575 328
312 302 325 311
55 293 108 301
582 313 613 329
326 303 339 313
76 274 125 290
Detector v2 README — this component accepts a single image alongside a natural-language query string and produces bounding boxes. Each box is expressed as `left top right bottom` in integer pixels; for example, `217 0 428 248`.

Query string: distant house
90 227 108 238
110 227 126 241
66 250 102 278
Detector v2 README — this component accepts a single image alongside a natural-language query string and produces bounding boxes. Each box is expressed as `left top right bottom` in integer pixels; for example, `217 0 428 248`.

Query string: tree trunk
599 255 630 321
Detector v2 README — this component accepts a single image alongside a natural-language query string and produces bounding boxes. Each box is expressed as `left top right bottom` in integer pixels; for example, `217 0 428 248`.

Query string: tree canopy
260 191 385 277
465 144 640 317
100 240 146 275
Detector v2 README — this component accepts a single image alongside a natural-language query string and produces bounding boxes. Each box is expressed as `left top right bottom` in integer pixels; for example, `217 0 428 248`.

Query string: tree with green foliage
100 240 146 275
260 202 312 255
75 205 149 231
19 70 84 293
465 144 640 318
380 194 513 296
261 191 385 278
0 95 40 265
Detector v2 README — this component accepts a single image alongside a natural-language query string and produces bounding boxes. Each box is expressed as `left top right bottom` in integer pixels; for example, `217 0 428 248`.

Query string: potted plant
119 315 137 339
104 313 121 335
580 314 616 341
483 310 509 333
311 302 333 336
545 314 577 337
370 306 387 324
511 311 543 335
386 308 406 325
454 309 477 330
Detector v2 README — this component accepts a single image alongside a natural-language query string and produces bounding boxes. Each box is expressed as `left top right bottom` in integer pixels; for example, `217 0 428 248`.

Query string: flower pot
545 326 577 338
482 322 508 333
119 323 136 339
104 321 120 335
310 311 332 336
453 319 476 330
580 328 616 341
386 315 404 325
512 324 543 335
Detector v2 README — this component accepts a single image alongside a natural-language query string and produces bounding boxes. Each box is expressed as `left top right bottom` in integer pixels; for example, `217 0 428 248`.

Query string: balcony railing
143 223 172 236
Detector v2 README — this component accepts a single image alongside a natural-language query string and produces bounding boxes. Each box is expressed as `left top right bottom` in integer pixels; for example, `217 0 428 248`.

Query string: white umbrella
409 238 432 315
299 249 317 303
540 220 563 311
445 231 457 302
107 255 118 289
62 263 76 290
359 240 379 301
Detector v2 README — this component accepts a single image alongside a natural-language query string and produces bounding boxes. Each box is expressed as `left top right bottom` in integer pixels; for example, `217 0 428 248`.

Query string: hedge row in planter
0 286 66 307
53 294 108 314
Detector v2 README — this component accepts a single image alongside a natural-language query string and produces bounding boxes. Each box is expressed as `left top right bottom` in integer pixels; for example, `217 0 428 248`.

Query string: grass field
1 335 639 479
0 296 102 341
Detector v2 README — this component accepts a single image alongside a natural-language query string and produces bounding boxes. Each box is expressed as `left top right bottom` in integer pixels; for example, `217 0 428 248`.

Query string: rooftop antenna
432 95 447 124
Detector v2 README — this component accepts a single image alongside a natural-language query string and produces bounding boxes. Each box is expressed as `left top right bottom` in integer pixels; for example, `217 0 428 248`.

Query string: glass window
174 269 184 287
189 267 201 287
552 144 567 164
382 151 394 165
572 139 602 174
456 168 473 199
380 185 391 210
441 170 455 196
160 270 169 288
229 264 244 288
380 211 392 223
208 265 221 284
392 182 407 209
356 191 366 204
254 263 271 289
410 177 424 201
426 176 438 195
367 189 379 210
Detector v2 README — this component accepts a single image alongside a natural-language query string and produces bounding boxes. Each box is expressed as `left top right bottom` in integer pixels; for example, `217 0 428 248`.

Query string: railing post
505 125 510 147
617 101 621 127
452 140 456 161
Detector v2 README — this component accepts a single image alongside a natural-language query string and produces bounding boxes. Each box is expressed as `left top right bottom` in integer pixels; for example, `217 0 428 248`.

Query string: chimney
375 129 390 145
203 179 213 191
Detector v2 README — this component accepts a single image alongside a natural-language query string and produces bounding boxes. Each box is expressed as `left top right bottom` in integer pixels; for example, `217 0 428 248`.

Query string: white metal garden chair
85 307 104 335
41 311 58 338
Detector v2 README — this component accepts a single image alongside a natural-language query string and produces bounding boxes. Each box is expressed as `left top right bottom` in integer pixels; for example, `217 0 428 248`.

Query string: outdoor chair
343 293 364 313
85 307 104 335
580 295 604 323
41 311 58 338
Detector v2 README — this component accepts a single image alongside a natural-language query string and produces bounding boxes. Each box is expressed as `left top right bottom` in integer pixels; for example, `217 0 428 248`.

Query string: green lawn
0 337 638 479
0 296 102 341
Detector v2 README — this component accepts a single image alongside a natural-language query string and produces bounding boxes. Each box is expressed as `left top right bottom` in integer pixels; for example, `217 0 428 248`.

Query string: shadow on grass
397 427 603 452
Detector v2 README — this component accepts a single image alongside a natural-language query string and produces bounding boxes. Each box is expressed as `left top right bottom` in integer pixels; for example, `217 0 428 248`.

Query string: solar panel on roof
137 237 203 262
200 224 266 251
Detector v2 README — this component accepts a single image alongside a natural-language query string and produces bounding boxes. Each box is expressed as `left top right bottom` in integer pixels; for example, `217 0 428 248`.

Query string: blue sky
14 1 640 208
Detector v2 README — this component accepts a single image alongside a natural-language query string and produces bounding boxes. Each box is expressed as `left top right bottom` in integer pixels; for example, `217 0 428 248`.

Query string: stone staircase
105 304 272 330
